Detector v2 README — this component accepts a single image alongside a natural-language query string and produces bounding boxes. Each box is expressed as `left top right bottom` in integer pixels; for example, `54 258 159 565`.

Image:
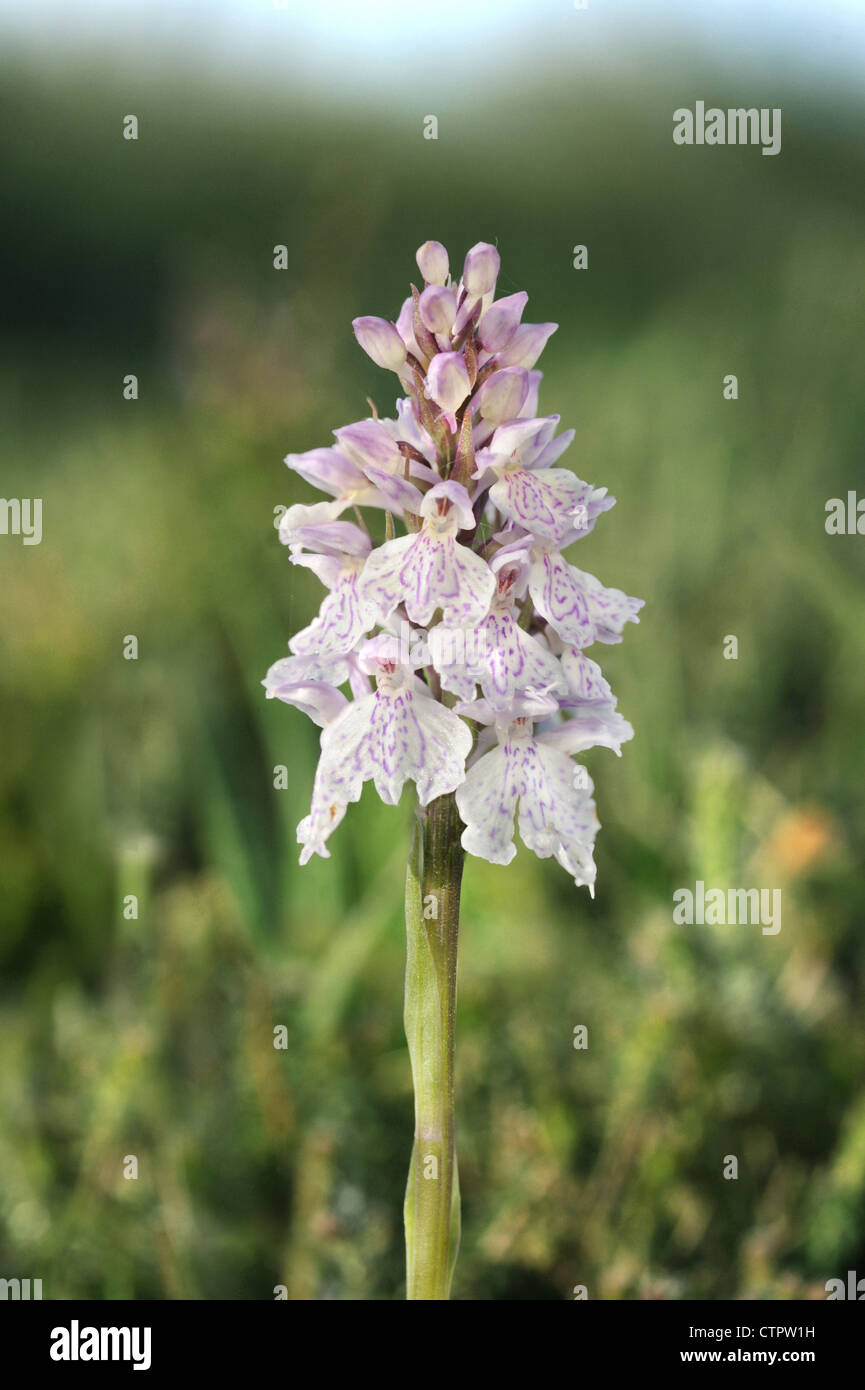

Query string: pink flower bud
495 321 557 370
352 316 407 372
462 242 500 298
478 292 528 352
395 296 420 359
474 366 530 424
335 419 401 471
426 351 471 413
416 240 449 286
419 285 457 338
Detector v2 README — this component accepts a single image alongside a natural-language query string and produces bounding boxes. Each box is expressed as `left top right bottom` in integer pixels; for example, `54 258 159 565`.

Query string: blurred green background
1 0 864 1300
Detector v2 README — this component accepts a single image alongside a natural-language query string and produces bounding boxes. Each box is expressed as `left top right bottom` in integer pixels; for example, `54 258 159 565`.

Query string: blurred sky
4 0 865 94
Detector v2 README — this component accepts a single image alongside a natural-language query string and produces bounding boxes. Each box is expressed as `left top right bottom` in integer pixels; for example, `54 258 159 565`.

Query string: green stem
403 791 464 1300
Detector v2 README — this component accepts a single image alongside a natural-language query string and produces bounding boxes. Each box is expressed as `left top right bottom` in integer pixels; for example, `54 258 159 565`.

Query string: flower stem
403 791 464 1300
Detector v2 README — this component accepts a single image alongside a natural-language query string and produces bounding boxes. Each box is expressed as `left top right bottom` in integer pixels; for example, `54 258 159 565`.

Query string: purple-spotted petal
359 529 495 628
576 567 645 644
356 534 414 626
289 558 371 657
489 469 592 544
456 743 518 865
529 549 643 649
520 742 598 889
528 547 595 648
560 649 614 704
432 608 566 711
457 728 598 888
298 673 472 864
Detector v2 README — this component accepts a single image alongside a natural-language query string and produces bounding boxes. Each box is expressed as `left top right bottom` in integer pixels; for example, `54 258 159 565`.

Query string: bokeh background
1 0 864 1300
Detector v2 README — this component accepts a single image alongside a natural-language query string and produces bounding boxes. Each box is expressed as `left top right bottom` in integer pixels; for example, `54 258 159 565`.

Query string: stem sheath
403 791 464 1300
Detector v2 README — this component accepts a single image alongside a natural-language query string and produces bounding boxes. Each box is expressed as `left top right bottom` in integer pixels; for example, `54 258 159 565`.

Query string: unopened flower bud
478 292 528 352
474 366 530 424
425 351 472 413
416 240 449 286
419 285 457 337
495 321 557 370
352 316 407 372
462 242 500 298
395 297 420 358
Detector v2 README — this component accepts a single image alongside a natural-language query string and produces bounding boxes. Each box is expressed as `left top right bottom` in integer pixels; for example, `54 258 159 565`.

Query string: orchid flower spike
265 240 643 889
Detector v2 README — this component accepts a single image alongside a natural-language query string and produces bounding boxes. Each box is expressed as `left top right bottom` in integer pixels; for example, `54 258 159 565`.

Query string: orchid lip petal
297 676 472 858
456 724 599 889
358 519 494 630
